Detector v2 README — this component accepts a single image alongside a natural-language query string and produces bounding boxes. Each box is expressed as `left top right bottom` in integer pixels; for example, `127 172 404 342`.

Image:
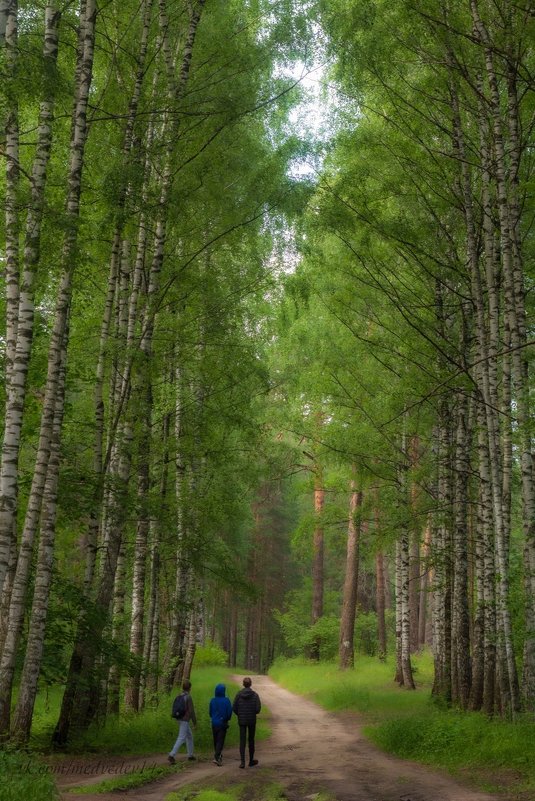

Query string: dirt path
55 675 498 801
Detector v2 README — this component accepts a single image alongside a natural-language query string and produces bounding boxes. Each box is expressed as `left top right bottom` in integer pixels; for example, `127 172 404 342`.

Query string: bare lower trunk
310 467 324 660
229 605 238 667
376 548 387 660
182 599 198 682
339 479 362 669
400 527 415 689
140 520 160 708
10 335 67 742
107 543 127 716
394 540 403 684
418 522 431 648
452 389 472 709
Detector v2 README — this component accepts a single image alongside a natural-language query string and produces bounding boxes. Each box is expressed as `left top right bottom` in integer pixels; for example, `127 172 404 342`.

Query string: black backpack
172 692 187 720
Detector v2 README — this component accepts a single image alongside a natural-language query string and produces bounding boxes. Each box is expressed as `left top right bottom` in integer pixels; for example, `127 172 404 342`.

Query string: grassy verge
0 749 59 801
165 780 300 801
69 764 180 793
366 711 535 796
270 654 535 796
270 652 435 721
163 775 335 801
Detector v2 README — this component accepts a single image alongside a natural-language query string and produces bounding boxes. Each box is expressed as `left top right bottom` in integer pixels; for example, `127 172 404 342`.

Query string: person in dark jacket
209 683 233 765
232 677 261 768
168 679 197 763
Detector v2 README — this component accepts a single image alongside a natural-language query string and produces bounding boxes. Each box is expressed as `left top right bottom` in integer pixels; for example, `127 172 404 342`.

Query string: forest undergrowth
270 655 535 796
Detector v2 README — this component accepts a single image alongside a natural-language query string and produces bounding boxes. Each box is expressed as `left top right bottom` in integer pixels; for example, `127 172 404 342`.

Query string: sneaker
213 758 219 765
168 756 176 765
217 756 223 766
188 755 197 761
239 762 245 769
249 759 258 767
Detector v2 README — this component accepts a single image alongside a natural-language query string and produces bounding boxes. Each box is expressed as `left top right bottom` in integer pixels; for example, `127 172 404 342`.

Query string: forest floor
52 676 509 801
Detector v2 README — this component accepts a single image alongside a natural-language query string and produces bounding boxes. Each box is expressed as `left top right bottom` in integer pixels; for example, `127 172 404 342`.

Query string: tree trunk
10 333 66 742
452 388 472 709
310 466 324 660
394 540 403 684
339 478 362 669
375 548 387 661
0 2 60 599
107 543 127 716
400 526 416 689
418 522 431 648
0 0 96 739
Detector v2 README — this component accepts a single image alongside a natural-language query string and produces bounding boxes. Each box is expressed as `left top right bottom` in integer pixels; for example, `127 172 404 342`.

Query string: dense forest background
0 0 534 751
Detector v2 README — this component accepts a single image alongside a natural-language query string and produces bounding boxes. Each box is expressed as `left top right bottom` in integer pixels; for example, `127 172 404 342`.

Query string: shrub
194 641 228 667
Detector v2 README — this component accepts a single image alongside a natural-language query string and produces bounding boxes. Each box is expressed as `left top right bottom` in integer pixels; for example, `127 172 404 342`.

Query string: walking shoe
217 756 223 766
188 755 197 761
167 756 176 765
249 759 258 767
239 762 245 769
213 759 219 765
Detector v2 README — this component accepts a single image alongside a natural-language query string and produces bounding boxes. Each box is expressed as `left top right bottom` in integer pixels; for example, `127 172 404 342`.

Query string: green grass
366 711 535 794
165 781 288 801
166 791 241 801
69 763 179 793
270 654 535 795
0 749 59 801
30 667 269 758
270 652 434 722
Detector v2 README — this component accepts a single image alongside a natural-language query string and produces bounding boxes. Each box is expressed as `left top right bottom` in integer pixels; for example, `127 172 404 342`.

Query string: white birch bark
0 0 94 734
107 543 127 716
1 3 62 579
10 333 67 741
55 2 206 740
2 0 19 391
394 539 403 684
3 0 95 600
471 1 533 708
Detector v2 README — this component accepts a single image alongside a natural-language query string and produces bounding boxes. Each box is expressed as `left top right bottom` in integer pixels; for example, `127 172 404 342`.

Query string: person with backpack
209 683 233 766
168 679 197 764
232 676 261 768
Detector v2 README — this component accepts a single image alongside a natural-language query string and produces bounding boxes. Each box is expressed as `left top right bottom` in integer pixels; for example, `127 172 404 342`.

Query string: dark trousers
212 724 227 759
239 721 256 763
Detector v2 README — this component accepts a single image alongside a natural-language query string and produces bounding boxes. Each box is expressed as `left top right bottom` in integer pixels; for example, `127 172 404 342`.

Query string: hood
215 683 226 697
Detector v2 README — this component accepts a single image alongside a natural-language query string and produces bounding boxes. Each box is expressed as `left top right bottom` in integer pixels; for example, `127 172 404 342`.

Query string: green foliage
194 642 229 667
275 607 340 660
355 610 396 657
0 750 58 801
165 781 288 801
368 713 535 792
302 616 340 661
69 764 177 794
354 612 378 657
276 600 396 661
270 653 434 719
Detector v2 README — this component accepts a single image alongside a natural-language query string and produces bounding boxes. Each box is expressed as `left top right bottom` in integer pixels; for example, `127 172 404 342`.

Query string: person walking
233 676 261 768
168 679 197 763
209 683 233 765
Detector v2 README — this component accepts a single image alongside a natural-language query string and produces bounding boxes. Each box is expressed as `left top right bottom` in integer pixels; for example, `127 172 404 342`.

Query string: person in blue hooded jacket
209 683 233 765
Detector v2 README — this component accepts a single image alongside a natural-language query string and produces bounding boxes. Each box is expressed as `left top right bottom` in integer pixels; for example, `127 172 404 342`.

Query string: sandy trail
55 675 497 801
